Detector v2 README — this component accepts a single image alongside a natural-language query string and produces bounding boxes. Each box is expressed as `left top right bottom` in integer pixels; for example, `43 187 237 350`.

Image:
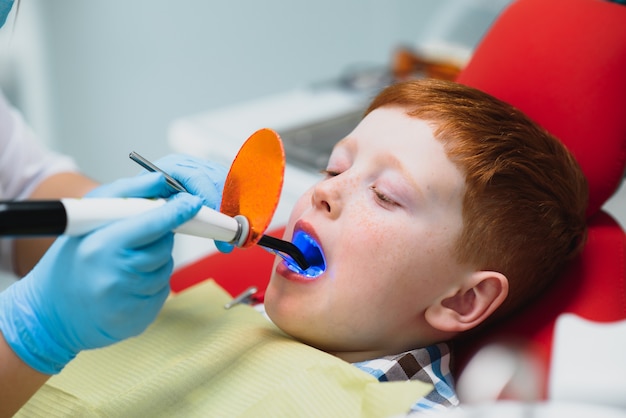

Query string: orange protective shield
220 128 285 247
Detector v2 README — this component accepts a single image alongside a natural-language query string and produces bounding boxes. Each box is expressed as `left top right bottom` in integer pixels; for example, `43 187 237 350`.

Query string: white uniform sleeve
0 92 78 199
0 90 80 273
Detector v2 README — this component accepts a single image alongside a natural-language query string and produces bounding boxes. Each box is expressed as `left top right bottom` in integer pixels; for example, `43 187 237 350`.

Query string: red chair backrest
453 0 626 397
456 0 626 219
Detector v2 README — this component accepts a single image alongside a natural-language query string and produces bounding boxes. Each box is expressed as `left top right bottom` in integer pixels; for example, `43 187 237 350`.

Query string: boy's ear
425 271 509 333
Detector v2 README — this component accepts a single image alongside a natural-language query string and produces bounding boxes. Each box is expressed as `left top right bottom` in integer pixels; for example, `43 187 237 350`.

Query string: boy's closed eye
370 185 400 208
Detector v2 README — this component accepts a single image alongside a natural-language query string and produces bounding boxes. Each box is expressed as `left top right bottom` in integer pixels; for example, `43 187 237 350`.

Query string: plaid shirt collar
352 342 459 414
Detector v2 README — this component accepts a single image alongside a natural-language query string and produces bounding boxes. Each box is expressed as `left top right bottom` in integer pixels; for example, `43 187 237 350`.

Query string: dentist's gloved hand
141 154 233 254
0 173 202 374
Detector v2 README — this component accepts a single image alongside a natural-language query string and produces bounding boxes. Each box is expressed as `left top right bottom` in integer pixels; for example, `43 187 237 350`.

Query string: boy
13 79 588 416
262 78 587 413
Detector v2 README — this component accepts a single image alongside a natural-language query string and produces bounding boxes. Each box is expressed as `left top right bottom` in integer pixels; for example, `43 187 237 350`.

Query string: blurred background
1 0 625 279
0 0 512 183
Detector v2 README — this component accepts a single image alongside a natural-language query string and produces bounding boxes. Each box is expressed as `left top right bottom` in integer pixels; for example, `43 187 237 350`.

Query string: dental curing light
0 129 310 270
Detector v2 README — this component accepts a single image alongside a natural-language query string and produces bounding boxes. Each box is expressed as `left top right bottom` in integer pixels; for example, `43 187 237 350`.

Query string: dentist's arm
13 172 99 277
0 333 50 417
0 173 202 416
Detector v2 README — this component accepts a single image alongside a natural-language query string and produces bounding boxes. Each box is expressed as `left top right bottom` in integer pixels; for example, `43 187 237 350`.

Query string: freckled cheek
376 224 434 260
411 231 460 280
351 221 406 271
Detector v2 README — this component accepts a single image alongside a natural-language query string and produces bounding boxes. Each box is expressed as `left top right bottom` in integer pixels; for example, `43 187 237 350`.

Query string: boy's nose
311 176 345 218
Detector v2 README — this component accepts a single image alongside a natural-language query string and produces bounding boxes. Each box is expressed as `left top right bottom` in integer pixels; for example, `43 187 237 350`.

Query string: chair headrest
457 0 626 217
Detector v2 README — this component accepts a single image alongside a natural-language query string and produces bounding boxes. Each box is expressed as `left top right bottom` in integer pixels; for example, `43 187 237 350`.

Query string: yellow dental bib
16 280 431 417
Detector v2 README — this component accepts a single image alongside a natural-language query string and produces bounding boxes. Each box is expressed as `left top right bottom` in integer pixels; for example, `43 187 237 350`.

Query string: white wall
1 0 509 183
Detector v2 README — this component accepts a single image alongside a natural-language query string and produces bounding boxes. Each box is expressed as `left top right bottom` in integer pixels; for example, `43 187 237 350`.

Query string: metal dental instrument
129 151 310 270
129 151 187 192
224 286 258 309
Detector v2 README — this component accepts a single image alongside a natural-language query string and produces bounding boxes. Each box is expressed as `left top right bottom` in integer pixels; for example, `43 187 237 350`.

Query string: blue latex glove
141 154 233 253
0 173 202 374
0 0 14 28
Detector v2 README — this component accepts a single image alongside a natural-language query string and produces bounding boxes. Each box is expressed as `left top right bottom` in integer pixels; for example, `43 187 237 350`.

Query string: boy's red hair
366 79 588 318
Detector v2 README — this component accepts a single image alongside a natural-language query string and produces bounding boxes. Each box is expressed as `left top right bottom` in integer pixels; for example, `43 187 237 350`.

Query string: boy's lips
278 222 326 280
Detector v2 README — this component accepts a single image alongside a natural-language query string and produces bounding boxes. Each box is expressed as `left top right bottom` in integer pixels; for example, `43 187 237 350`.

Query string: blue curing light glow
286 231 326 278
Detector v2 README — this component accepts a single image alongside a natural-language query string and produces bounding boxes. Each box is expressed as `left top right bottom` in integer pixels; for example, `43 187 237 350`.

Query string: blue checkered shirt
353 342 459 415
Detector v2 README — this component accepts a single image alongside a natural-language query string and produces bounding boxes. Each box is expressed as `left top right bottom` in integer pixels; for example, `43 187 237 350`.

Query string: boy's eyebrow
336 136 426 201
334 136 426 200
374 152 426 201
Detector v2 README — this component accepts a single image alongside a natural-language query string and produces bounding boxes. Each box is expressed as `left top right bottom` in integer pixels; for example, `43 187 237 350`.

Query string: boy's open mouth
286 230 326 278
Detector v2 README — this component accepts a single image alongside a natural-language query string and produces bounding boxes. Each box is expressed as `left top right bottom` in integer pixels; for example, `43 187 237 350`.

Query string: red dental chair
171 0 626 402
451 0 626 398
